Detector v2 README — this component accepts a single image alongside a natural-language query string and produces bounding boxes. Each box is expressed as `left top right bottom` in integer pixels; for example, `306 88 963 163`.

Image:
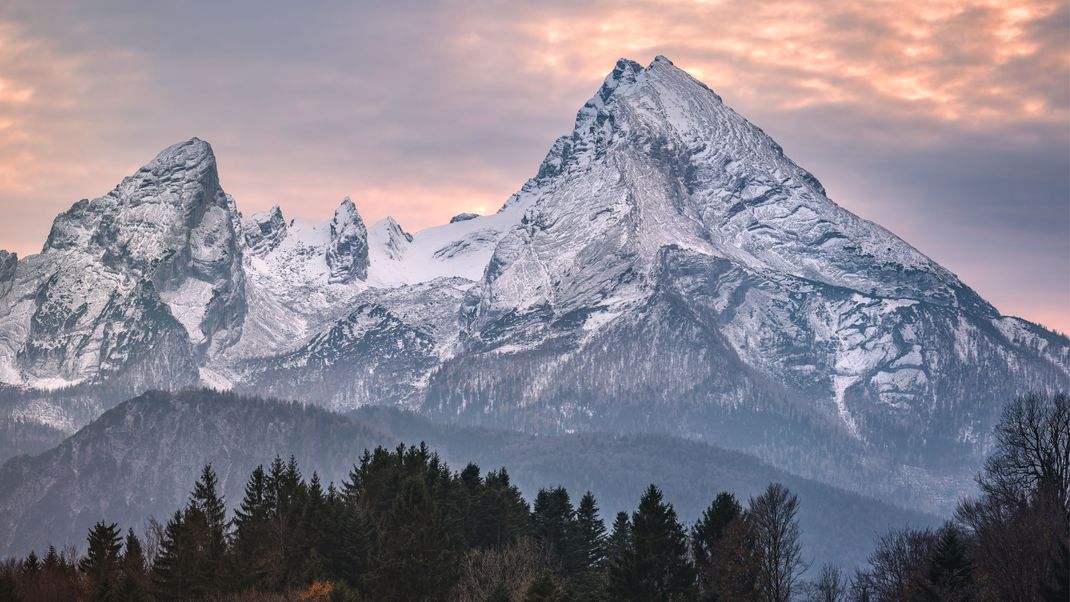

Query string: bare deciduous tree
980 391 1069 514
804 563 848 602
957 391 1070 600
749 483 807 602
453 537 563 602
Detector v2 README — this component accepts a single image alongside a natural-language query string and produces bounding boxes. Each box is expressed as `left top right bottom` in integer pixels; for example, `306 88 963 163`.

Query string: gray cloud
0 0 1066 331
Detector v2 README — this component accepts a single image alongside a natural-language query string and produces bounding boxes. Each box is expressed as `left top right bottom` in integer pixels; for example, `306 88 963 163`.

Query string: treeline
1 393 1067 601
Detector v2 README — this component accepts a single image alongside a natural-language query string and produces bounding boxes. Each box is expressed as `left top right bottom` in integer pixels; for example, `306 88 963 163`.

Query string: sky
1 0 1067 333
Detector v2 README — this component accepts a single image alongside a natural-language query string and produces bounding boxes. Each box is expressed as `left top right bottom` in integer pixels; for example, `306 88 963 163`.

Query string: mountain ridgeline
0 57 1066 513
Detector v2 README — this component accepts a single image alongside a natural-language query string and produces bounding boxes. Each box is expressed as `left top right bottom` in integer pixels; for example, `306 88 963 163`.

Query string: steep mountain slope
0 57 1065 512
424 57 1068 471
0 389 936 572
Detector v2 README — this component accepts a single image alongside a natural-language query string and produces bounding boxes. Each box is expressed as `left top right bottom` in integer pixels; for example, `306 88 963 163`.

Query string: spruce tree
231 464 275 590
923 526 975 601
23 550 40 575
692 492 741 565
476 468 532 548
365 474 456 601
300 471 329 580
80 521 123 601
606 511 632 580
189 464 227 592
574 491 610 601
610 485 696 601
153 510 194 600
119 528 149 600
42 546 60 572
692 492 742 596
576 491 608 571
533 486 582 576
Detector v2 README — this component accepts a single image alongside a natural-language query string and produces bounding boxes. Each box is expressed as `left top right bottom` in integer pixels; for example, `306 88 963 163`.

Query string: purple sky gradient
0 0 1067 332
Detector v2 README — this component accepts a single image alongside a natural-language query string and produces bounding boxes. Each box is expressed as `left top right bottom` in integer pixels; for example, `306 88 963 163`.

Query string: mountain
0 57 1065 511
0 389 936 572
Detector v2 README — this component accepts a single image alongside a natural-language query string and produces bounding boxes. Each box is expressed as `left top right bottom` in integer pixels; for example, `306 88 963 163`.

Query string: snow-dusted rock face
242 205 288 255
326 197 370 283
0 58 1066 511
0 139 244 389
422 57 1069 494
0 251 15 297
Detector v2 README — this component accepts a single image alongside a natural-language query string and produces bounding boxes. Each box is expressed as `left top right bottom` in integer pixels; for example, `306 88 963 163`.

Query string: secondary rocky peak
0 250 15 296
243 205 288 255
327 197 369 283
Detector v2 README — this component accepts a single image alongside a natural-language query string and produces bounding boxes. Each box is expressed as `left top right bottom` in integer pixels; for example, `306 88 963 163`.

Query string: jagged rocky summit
0 56 1066 509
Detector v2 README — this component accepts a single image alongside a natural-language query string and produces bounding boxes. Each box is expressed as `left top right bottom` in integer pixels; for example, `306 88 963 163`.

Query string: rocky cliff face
0 57 1065 511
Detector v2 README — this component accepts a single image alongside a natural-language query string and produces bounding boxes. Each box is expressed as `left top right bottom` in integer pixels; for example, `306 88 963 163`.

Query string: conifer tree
922 526 975 601
189 464 228 592
610 486 696 601
693 492 742 596
533 486 582 576
576 491 607 571
300 471 330 580
80 521 123 601
23 550 40 575
232 464 276 589
365 474 456 601
119 528 149 600
153 510 194 600
574 491 610 601
476 468 532 548
693 492 741 565
607 508 629 594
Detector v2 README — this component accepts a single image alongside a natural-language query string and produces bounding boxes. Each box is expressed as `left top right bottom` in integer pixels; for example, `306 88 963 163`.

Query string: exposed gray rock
326 197 369 283
449 212 480 223
242 205 288 255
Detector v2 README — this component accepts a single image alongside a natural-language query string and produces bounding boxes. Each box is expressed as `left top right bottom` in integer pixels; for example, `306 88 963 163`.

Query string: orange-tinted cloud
0 0 1066 332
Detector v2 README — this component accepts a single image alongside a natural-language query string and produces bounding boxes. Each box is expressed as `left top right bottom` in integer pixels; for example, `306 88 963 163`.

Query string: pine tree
693 492 741 565
23 550 40 575
191 464 227 536
152 510 194 600
189 464 227 592
119 528 149 600
80 521 123 601
576 492 608 571
232 463 274 590
365 474 456 601
533 486 582 576
300 471 330 580
475 468 532 548
610 485 696 601
693 492 742 596
606 511 632 579
574 491 610 601
922 526 975 601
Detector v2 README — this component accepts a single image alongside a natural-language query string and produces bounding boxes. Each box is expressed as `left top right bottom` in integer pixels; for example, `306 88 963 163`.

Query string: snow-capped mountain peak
0 59 1066 509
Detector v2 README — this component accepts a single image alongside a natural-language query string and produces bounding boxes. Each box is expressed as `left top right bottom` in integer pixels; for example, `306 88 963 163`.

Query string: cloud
0 0 1065 331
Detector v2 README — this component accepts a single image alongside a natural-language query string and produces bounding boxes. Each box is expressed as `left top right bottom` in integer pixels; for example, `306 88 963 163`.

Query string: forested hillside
1 393 1066 601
